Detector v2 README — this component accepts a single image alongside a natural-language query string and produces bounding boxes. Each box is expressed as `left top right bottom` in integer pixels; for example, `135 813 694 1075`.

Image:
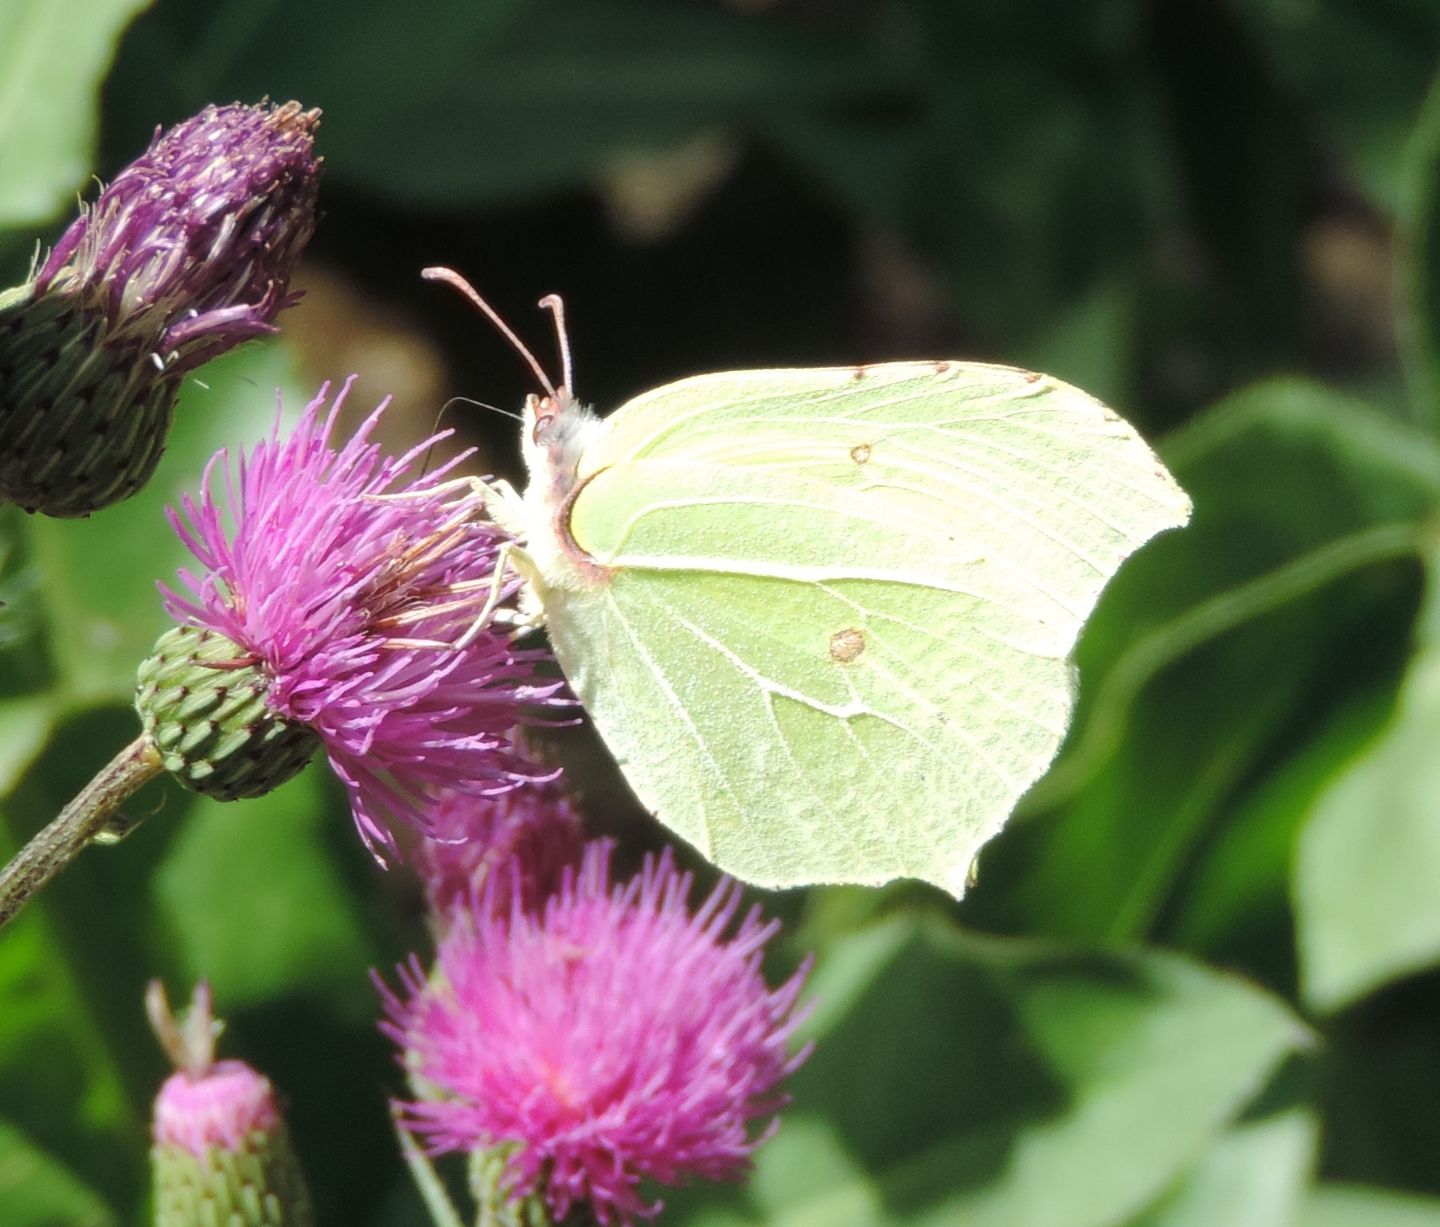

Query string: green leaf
1127 1107 1317 1227
0 505 58 794
1316 994 1440 1201
674 920 1305 1227
1010 278 1138 414
110 0 877 208
28 339 308 706
1169 678 1400 984
152 763 378 1017
1303 1185 1440 1227
696 1116 888 1227
764 1 1166 345
0 1119 115 1227
1397 66 1440 433
0 696 54 796
1230 0 1440 212
320 0 874 207
1296 552 1440 1011
0 0 153 229
0 797 147 1217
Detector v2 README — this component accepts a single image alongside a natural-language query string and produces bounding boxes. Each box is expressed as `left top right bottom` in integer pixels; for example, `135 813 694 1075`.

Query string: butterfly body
509 359 1190 895
517 389 610 596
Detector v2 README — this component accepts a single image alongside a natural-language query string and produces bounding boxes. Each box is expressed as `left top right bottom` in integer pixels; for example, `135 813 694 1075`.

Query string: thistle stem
392 1107 467 1227
0 735 164 930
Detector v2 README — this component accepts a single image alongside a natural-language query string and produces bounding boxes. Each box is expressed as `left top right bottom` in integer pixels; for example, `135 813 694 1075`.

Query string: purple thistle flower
1 100 320 516
417 775 586 918
381 841 812 1225
158 378 565 856
35 100 319 371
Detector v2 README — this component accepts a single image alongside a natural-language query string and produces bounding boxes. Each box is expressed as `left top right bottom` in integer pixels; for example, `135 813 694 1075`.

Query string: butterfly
426 268 1191 897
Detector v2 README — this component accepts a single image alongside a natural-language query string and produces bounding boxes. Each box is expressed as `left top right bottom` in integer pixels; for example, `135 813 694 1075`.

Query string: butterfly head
423 266 608 592
422 266 598 484
524 385 600 478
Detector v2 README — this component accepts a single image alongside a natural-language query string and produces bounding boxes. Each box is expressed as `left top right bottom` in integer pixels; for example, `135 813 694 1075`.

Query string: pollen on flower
158 377 567 856
379 840 812 1225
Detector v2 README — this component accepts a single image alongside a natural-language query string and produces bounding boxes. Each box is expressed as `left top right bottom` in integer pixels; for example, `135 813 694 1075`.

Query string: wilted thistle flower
148 981 314 1227
0 100 319 517
137 378 564 856
381 841 811 1225
417 775 586 918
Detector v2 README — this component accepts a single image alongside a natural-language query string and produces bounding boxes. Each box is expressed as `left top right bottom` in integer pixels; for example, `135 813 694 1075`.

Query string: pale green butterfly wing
532 362 1190 895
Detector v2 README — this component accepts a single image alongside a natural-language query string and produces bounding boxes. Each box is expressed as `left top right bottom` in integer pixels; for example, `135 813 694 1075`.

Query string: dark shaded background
5 1 1440 1224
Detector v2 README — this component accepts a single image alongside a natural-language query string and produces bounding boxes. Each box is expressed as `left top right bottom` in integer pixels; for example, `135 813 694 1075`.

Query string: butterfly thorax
520 389 612 594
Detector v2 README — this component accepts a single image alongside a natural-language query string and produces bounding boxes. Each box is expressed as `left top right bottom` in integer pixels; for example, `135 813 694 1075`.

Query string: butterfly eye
532 412 556 444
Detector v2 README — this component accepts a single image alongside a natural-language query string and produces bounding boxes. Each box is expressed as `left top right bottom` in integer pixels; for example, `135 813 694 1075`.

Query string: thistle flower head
0 100 320 516
154 1058 282 1161
35 100 319 369
417 776 585 918
154 378 565 856
381 841 812 1225
148 981 313 1227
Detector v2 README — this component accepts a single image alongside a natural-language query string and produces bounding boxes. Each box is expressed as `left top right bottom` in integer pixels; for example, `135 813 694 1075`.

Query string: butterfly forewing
539 362 1190 895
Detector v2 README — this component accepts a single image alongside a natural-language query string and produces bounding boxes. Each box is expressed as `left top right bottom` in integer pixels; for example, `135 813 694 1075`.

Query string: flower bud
149 982 314 1227
0 100 320 517
135 623 318 800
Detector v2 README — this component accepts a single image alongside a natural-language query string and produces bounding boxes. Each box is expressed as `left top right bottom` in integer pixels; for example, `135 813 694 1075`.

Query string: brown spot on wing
829 627 866 664
850 442 872 465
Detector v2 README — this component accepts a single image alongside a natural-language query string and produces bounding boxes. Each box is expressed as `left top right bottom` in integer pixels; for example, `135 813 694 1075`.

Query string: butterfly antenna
437 395 522 426
422 266 557 399
538 293 574 395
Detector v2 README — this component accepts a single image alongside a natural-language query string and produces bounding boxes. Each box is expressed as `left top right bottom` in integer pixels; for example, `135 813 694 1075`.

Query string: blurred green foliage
4 0 1440 1223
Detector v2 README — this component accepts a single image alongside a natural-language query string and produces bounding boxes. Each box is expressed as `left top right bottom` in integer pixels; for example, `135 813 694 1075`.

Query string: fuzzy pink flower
417 776 586 918
161 378 565 855
381 841 811 1225
153 1059 280 1159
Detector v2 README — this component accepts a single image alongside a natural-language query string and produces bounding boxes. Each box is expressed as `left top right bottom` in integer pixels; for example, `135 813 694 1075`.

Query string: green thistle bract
135 623 319 801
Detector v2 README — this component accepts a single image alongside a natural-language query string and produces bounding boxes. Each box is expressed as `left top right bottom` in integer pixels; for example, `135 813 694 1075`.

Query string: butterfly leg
452 539 546 651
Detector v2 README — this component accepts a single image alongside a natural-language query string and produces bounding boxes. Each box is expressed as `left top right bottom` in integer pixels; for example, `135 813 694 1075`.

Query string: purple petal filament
162 379 565 855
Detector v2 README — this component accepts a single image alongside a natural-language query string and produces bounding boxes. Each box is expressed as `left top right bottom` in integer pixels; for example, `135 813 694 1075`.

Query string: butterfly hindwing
545 563 1075 893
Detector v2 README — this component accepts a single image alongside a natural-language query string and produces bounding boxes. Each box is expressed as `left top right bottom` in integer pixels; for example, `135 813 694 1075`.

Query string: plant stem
392 1106 467 1227
0 735 164 930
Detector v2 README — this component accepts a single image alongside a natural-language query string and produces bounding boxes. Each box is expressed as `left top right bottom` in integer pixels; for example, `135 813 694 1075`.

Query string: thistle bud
0 100 320 517
136 623 318 800
149 982 314 1227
